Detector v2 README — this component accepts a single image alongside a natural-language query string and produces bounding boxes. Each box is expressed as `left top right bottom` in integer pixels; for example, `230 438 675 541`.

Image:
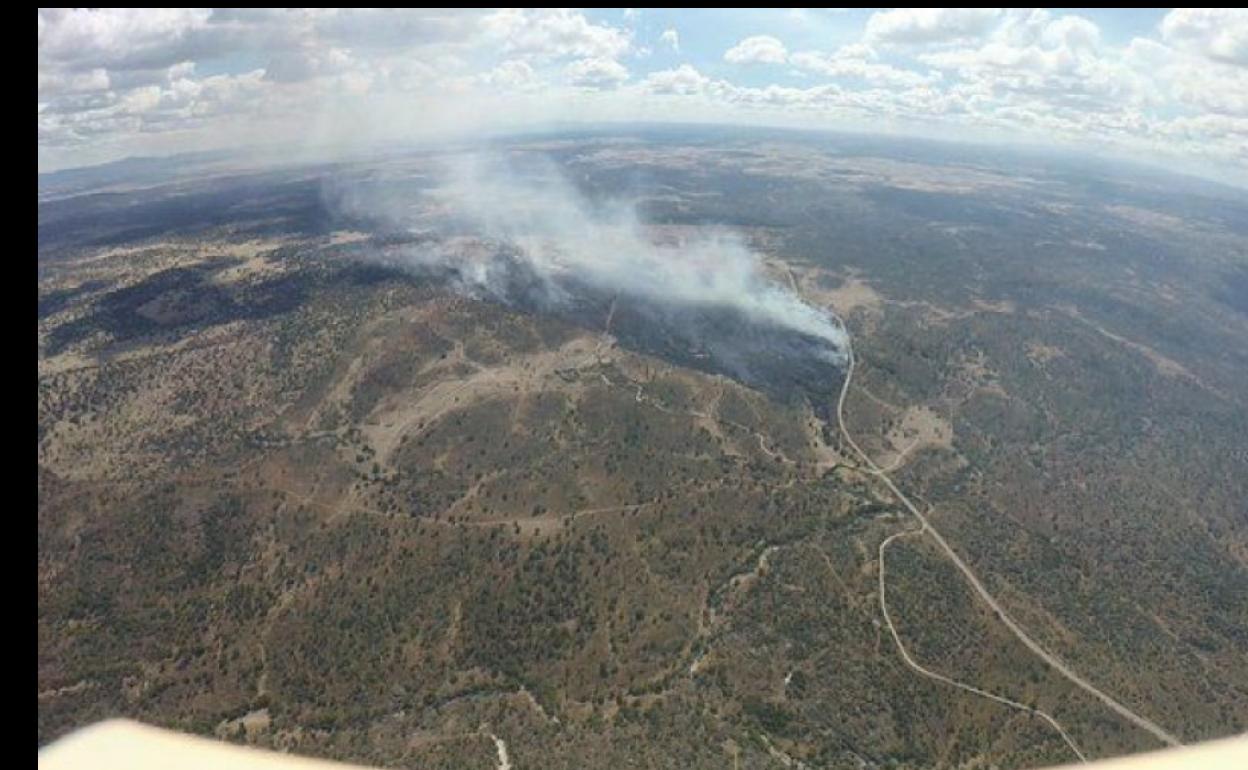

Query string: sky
37 8 1248 184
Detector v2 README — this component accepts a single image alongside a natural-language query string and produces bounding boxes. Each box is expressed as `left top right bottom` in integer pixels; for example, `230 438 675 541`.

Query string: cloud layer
38 8 1248 183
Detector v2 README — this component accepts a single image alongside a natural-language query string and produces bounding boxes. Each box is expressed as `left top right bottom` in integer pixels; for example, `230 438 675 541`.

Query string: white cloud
724 35 789 65
313 9 484 51
1123 37 1248 117
38 68 111 97
481 8 630 62
37 8 213 70
865 8 1002 46
263 47 354 84
479 59 539 92
790 45 940 87
565 57 629 89
918 13 1137 110
36 8 488 163
991 8 1051 48
724 37 939 89
1160 8 1248 68
1040 15 1101 53
33 8 1248 182
642 64 712 95
660 28 680 53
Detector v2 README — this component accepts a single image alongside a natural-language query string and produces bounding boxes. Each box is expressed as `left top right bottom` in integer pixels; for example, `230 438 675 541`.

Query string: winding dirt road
879 526 1088 761
832 316 1182 751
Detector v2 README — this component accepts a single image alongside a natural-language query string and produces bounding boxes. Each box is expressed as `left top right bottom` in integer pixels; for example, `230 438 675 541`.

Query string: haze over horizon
37 8 1248 186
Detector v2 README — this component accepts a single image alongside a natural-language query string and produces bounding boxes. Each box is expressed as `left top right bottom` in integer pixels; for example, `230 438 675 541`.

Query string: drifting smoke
326 150 849 399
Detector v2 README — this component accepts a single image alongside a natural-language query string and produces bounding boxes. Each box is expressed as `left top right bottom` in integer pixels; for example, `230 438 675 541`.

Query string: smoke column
326 149 849 395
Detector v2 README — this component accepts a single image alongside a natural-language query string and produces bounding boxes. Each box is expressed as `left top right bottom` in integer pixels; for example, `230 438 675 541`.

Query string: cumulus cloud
481 8 630 62
1122 35 1248 117
724 35 789 65
565 57 629 89
34 8 1248 183
642 64 713 95
918 12 1135 110
263 48 353 83
865 8 1002 46
38 68 112 97
37 8 492 165
724 35 939 90
660 28 680 53
1160 8 1248 68
313 8 484 51
37 7 214 71
790 45 940 87
479 59 539 92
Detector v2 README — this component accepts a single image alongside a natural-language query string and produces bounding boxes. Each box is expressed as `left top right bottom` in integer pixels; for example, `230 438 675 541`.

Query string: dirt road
879 527 1088 761
832 317 1182 750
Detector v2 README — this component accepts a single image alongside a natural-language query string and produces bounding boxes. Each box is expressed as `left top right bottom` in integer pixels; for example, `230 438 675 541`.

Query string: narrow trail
830 312 1183 754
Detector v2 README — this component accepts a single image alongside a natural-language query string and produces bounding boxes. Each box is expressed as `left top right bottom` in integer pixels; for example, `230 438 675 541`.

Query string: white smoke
329 149 849 367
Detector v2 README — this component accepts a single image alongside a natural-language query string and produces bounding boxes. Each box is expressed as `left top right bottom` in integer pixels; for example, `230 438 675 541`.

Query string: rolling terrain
38 128 1248 769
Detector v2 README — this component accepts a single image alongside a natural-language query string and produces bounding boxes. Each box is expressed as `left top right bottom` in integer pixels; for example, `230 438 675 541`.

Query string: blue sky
38 9 1248 183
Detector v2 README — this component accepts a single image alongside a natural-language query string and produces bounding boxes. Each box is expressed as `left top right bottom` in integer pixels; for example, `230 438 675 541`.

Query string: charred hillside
358 232 847 406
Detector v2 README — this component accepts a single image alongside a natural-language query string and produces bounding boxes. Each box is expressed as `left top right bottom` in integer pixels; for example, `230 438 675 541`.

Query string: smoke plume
326 150 849 398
